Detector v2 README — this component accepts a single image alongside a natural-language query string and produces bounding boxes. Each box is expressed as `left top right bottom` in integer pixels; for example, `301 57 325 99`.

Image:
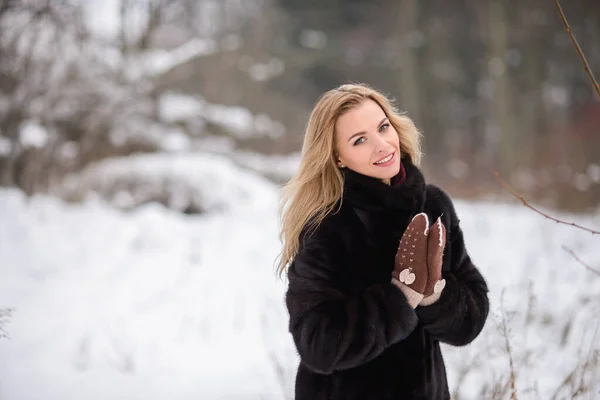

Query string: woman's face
334 99 401 181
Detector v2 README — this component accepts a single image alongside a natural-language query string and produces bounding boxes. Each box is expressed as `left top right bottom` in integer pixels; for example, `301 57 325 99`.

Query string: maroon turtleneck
391 160 407 186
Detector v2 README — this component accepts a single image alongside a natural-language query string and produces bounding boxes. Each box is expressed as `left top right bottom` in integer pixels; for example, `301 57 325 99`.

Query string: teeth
375 153 393 164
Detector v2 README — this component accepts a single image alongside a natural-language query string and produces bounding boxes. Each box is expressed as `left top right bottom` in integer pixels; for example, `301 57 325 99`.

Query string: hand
424 216 447 296
392 213 429 306
418 216 447 306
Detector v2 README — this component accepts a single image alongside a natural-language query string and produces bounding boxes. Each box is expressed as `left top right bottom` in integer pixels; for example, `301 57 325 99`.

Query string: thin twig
0 308 14 339
574 322 600 397
501 290 519 400
550 322 600 399
562 246 600 276
553 0 600 100
493 171 600 235
550 366 578 400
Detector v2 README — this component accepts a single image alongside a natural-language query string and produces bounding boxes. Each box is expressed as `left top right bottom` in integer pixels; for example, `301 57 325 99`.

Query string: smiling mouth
374 152 394 165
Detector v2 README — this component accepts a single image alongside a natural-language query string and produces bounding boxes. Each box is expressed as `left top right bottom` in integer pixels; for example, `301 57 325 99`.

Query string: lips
374 152 395 165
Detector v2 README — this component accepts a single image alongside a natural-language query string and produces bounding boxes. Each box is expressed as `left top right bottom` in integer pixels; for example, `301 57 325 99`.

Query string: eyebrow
347 117 389 142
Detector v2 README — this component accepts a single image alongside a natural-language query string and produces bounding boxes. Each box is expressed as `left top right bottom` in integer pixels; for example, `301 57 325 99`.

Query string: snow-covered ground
1 154 599 400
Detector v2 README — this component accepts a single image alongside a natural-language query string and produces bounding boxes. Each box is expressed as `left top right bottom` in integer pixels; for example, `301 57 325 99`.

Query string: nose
373 133 392 153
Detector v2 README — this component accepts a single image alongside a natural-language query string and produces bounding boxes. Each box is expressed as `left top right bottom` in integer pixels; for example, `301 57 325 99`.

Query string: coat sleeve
416 186 490 346
286 218 419 375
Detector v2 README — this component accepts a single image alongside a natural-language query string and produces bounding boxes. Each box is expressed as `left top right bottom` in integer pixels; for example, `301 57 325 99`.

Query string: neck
342 158 425 215
342 159 427 238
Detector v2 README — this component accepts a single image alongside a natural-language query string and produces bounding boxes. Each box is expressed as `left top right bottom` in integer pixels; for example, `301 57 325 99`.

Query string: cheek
344 149 361 164
388 131 400 148
336 145 348 161
342 146 368 165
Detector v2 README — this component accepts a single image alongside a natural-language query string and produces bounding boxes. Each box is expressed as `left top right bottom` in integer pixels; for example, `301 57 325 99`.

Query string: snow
1 155 600 399
0 154 289 399
128 38 224 79
588 163 600 183
82 0 244 80
245 58 286 82
161 129 192 153
19 121 49 149
55 153 277 213
83 0 123 41
159 93 204 124
0 137 12 156
232 151 301 182
159 92 286 140
299 30 327 50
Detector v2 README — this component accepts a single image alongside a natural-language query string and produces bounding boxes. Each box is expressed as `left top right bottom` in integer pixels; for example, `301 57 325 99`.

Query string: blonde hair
276 83 422 277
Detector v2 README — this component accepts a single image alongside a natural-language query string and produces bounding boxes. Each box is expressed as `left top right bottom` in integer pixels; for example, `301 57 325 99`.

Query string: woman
277 83 489 400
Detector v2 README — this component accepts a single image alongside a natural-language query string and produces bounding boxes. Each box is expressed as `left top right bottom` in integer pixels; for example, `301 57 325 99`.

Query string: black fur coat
285 160 489 400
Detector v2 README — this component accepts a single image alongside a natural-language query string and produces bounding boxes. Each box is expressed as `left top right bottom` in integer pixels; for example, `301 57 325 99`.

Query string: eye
353 137 366 146
379 123 390 132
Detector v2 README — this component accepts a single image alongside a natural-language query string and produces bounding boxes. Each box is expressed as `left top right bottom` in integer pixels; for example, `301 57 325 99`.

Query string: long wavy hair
276 83 423 277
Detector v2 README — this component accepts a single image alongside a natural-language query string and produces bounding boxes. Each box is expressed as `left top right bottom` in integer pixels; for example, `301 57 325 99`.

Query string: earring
340 164 346 168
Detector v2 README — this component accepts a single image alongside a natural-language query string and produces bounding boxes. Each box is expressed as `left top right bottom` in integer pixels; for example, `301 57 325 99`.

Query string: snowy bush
54 152 278 214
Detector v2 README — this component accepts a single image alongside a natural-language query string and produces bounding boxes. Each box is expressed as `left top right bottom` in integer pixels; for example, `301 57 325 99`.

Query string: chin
371 162 400 180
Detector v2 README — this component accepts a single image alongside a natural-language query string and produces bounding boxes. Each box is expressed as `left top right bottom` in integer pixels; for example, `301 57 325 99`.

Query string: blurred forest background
0 0 599 213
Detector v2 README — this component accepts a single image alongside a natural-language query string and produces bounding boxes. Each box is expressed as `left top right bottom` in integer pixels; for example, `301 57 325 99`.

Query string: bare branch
136 0 164 50
493 171 600 235
553 0 600 100
562 246 600 276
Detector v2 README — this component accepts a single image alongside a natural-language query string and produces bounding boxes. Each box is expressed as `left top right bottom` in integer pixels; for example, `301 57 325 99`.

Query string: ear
334 152 343 168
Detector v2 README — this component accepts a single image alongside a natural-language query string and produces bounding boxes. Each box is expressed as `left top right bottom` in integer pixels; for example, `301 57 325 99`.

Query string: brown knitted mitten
392 213 429 294
424 216 447 297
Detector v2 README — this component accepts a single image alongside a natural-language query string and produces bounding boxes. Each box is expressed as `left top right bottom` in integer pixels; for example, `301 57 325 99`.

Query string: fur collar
342 158 426 219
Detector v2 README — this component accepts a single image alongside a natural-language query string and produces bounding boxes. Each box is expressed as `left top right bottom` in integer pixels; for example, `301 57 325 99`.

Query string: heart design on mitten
424 216 447 296
393 213 429 294
399 268 416 285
